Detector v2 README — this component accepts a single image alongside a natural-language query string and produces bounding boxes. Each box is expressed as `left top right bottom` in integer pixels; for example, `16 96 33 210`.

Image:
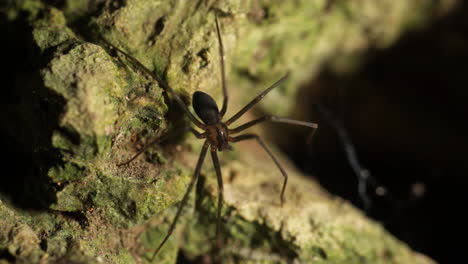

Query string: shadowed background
269 2 468 264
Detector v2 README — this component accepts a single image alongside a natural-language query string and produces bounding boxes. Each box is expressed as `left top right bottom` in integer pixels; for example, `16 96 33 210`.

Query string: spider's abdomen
193 91 220 125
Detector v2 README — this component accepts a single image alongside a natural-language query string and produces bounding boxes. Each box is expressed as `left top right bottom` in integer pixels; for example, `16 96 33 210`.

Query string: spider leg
210 146 224 244
190 127 206 139
151 140 210 261
230 134 287 205
117 129 175 166
118 127 205 166
225 75 289 125
215 15 228 118
229 115 318 142
116 137 158 166
99 37 205 129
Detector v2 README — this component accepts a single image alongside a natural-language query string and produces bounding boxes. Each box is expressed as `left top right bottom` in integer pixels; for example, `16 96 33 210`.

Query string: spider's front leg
229 115 317 137
150 140 209 261
210 146 224 244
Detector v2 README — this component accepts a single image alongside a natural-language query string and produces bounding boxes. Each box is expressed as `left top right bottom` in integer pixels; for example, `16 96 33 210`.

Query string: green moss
32 7 78 52
50 185 84 212
140 217 180 264
61 0 106 24
51 130 75 151
0 200 93 263
231 0 324 115
48 162 85 183
1 0 44 22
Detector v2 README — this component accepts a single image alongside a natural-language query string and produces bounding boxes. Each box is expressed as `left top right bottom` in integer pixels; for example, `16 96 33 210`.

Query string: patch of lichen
220 216 300 263
89 0 249 106
32 7 78 52
1 221 43 263
1 0 44 22
138 210 182 264
1 1 181 262
48 162 85 183
0 198 102 263
60 0 107 25
293 224 418 264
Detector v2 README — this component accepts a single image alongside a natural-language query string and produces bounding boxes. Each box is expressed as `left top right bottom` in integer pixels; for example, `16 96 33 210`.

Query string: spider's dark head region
192 91 220 125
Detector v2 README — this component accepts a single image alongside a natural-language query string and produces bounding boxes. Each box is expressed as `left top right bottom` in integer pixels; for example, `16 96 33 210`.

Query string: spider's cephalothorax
109 14 318 261
193 91 231 151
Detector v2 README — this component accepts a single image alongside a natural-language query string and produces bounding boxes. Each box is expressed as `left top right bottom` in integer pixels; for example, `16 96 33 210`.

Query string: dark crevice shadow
0 11 64 210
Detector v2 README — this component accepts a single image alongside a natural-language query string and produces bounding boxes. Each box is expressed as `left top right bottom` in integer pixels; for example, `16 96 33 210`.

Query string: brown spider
104 15 317 261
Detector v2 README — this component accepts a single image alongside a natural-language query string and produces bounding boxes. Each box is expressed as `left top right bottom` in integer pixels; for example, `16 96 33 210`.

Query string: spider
104 15 317 261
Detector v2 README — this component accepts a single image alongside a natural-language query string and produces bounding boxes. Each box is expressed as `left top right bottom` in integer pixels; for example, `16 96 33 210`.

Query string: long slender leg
215 15 228 118
118 127 205 166
190 127 206 139
150 140 210 261
230 134 287 205
117 137 159 166
210 146 224 242
229 115 318 142
225 75 288 126
99 37 205 129
117 129 175 166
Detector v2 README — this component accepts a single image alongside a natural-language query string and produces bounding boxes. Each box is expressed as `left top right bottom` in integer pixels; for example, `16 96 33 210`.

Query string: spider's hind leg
230 134 288 205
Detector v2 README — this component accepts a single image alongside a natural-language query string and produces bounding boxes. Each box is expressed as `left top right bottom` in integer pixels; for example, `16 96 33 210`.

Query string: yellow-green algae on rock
0 0 450 263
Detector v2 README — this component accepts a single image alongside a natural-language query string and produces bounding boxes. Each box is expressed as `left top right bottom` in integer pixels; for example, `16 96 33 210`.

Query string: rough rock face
0 0 452 263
